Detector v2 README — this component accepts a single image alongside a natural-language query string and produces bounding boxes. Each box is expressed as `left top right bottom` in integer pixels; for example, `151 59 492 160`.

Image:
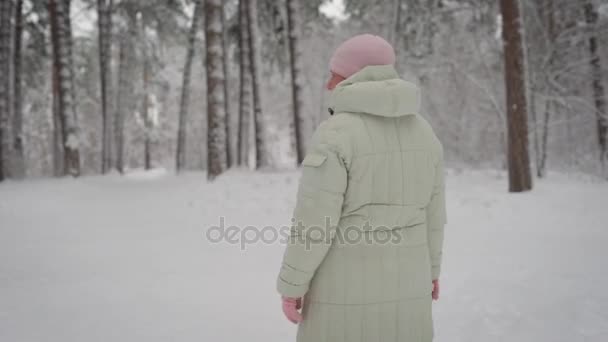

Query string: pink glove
432 279 440 301
281 296 303 324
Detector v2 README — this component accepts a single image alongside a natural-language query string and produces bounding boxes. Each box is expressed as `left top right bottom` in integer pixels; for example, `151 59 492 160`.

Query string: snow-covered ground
1 169 607 342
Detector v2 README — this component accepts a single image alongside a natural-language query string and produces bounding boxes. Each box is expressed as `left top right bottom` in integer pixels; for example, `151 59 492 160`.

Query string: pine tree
49 0 80 177
286 0 305 164
245 0 268 169
97 0 113 173
176 0 202 172
114 4 138 174
0 0 11 181
221 2 232 168
12 0 25 178
500 0 532 192
584 0 607 167
204 0 227 180
237 0 252 167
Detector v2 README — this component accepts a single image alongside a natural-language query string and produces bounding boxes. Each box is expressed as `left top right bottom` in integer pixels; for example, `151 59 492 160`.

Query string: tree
500 0 532 192
221 2 232 168
0 0 11 181
245 0 269 169
49 0 81 177
176 0 202 172
12 0 25 178
286 0 305 164
237 0 252 167
388 0 402 50
527 0 556 178
204 0 228 180
97 0 113 173
584 0 607 167
114 4 138 174
141 30 152 170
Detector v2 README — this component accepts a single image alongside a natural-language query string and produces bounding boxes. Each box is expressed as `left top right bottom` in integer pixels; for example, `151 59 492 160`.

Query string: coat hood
328 65 421 118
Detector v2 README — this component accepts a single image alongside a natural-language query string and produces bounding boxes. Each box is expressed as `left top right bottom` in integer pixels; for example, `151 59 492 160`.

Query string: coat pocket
301 153 327 167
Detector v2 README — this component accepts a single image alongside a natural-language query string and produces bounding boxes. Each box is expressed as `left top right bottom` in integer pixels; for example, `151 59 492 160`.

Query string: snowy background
1 169 608 341
1 0 608 341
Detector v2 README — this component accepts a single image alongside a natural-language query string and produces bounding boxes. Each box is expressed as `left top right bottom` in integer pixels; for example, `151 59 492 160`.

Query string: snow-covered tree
49 0 81 177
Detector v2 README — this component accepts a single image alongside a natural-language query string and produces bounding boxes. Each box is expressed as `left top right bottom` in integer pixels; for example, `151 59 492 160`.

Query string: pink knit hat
329 34 396 79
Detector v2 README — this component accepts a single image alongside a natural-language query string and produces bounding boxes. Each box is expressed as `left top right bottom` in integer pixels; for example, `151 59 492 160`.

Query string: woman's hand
432 279 440 301
281 296 303 324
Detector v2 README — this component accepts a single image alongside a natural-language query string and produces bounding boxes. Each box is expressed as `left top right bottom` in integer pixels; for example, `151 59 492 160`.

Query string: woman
276 34 447 342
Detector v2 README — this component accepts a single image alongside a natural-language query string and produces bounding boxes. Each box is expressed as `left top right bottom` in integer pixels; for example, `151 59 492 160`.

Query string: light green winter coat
277 65 447 342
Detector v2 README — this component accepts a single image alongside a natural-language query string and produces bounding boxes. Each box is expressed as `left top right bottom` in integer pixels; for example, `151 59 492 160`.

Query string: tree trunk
539 99 550 177
220 2 232 168
245 0 268 169
286 0 305 164
114 6 137 174
537 0 556 178
389 0 402 50
11 0 24 178
97 0 113 173
500 0 532 192
584 1 608 166
0 0 11 181
142 54 151 170
204 0 227 180
62 0 77 130
52 61 64 176
237 0 252 167
140 17 152 171
176 0 202 172
49 0 80 177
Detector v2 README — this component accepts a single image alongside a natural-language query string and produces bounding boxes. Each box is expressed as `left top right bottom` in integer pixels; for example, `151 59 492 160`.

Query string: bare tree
500 0 532 192
237 0 252 167
97 0 113 173
245 0 269 169
0 0 11 181
176 0 202 172
286 0 305 164
49 0 80 177
204 0 227 180
584 0 607 167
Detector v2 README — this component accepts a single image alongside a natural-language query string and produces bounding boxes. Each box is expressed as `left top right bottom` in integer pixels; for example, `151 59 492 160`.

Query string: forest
2 2 608 341
0 0 607 188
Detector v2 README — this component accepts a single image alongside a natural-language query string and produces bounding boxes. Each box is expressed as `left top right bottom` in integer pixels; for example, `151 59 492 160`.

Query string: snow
65 132 80 150
1 169 607 341
319 0 349 22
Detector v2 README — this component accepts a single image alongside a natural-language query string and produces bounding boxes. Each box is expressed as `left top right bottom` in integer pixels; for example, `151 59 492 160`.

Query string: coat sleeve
276 121 349 298
426 143 447 281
